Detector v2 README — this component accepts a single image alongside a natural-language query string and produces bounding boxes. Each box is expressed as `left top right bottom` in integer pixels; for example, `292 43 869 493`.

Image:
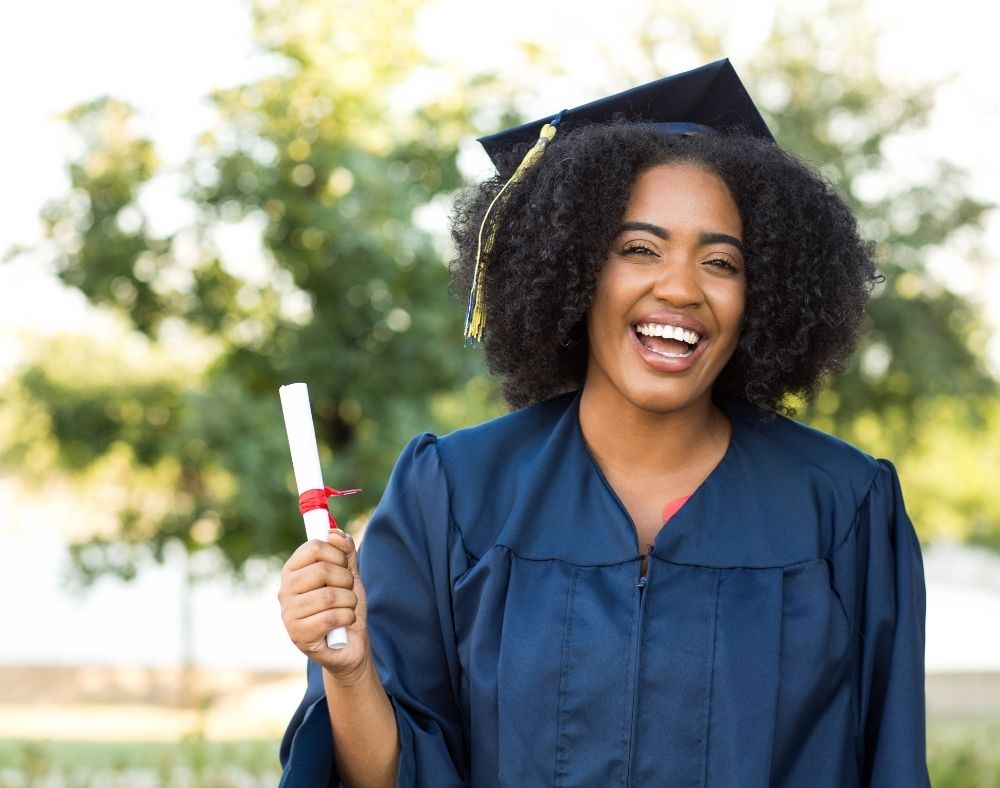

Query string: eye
704 257 741 274
620 242 658 258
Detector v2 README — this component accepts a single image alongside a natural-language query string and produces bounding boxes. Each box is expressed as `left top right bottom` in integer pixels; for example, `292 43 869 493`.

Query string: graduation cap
464 59 772 343
478 59 774 171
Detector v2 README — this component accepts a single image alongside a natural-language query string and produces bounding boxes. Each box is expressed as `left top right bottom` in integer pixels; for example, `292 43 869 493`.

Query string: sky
0 0 1000 364
0 0 998 670
1 0 998 371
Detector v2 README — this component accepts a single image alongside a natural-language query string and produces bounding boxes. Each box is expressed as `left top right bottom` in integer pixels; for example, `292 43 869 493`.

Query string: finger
329 529 360 575
327 528 356 558
289 607 359 649
335 531 367 628
284 586 359 621
283 561 354 596
282 537 349 574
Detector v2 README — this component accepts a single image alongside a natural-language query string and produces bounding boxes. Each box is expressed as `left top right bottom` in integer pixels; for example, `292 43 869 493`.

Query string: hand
278 529 370 678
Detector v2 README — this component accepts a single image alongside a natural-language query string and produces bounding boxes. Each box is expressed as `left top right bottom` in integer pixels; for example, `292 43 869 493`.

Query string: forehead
623 163 743 233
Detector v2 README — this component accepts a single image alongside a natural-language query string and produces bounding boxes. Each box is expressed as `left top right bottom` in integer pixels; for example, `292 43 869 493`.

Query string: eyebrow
619 222 746 256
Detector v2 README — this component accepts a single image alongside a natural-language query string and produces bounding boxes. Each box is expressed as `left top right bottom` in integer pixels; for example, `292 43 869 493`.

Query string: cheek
590 261 646 314
730 308 747 352
586 270 616 335
733 296 747 332
706 285 747 356
721 282 747 331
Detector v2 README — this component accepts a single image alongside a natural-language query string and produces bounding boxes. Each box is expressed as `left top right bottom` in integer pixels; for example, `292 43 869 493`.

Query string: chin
618 379 714 416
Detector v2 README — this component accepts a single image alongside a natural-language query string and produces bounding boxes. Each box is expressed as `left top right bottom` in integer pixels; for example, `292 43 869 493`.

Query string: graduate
277 60 929 787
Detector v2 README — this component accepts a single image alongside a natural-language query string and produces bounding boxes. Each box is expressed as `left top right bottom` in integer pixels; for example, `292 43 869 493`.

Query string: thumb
329 528 367 629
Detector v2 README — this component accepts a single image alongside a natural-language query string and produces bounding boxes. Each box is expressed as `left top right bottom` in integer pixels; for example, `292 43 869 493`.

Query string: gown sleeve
831 459 929 787
279 433 468 787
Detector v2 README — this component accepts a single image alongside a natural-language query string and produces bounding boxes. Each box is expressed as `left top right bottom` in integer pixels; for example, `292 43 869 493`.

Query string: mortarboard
464 59 772 343
478 59 774 172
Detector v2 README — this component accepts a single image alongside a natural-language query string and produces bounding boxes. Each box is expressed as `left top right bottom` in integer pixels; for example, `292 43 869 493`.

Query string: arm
359 434 468 785
279 434 468 787
323 661 398 788
834 460 929 787
278 529 400 788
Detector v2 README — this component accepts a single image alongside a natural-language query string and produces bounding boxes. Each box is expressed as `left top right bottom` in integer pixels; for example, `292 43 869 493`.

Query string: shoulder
380 392 578 548
374 401 563 547
727 400 880 498
434 392 576 472
661 403 898 568
430 392 585 558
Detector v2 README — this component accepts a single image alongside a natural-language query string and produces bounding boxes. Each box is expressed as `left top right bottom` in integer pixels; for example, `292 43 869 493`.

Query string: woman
278 61 928 787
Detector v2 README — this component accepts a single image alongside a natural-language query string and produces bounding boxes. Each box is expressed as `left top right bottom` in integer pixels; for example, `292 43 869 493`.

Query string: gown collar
567 390 761 565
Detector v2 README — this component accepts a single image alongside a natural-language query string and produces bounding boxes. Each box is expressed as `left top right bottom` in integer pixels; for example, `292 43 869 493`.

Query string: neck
577 387 729 483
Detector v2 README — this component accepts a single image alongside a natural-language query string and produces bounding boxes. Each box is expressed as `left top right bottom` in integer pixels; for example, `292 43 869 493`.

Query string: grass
928 717 1000 787
0 718 997 785
0 739 282 787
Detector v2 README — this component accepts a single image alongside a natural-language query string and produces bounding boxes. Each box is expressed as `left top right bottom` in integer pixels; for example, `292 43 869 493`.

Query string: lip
629 312 710 374
629 327 707 373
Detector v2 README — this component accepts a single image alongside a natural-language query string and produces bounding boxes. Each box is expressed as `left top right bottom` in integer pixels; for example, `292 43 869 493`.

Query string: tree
600 0 998 542
747 8 994 443
3 0 498 580
744 5 998 546
3 0 997 578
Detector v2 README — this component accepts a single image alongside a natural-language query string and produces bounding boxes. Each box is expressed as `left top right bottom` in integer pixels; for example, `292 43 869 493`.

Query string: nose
650 257 703 308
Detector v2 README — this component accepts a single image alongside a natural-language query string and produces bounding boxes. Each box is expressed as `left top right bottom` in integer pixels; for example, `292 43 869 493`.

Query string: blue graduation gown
279 392 928 786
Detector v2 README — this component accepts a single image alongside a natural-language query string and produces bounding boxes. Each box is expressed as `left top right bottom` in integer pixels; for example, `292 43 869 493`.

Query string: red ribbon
298 486 361 530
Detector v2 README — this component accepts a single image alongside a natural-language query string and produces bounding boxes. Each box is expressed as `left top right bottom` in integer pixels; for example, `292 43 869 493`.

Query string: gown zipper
625 545 653 786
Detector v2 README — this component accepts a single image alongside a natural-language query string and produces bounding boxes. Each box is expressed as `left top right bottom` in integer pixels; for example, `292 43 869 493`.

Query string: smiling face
583 162 746 417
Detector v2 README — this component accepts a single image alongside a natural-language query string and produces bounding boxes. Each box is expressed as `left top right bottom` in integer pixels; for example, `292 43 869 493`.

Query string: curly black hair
449 122 878 412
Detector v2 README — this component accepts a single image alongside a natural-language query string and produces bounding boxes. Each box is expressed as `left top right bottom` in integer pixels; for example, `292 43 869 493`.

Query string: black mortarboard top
477 58 774 170
464 59 772 343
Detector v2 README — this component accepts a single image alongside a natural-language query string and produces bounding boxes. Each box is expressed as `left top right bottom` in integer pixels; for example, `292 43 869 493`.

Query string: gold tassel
465 121 560 343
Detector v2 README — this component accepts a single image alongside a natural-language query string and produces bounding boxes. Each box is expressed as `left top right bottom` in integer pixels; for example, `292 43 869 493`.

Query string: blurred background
1 0 998 783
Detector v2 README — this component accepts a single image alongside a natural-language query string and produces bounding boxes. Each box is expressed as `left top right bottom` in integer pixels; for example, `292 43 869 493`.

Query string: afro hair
450 122 878 413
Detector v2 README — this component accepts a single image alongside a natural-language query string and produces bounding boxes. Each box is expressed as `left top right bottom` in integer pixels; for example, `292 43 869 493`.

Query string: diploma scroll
279 382 349 650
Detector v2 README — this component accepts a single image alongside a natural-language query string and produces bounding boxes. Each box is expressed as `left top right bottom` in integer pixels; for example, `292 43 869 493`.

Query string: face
584 162 746 417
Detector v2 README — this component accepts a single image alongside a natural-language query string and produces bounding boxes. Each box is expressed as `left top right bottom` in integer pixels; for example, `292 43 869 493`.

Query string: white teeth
635 322 701 345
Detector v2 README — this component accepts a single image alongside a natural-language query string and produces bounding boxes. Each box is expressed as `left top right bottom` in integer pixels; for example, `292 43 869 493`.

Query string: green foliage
637 0 999 542
748 7 999 544
42 99 166 335
0 738 282 786
1 0 497 579
928 718 1000 787
743 4 995 443
1 717 997 784
2 0 998 577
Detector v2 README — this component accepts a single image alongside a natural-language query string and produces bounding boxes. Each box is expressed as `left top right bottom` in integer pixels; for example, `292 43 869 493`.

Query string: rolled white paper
279 382 349 650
